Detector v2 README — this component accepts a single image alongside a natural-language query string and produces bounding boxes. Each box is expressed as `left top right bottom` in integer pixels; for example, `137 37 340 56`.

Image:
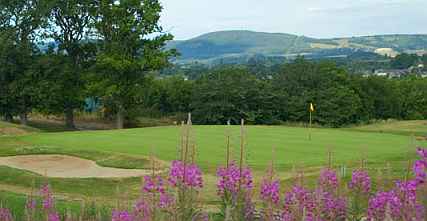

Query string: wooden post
226 120 231 168
238 119 244 191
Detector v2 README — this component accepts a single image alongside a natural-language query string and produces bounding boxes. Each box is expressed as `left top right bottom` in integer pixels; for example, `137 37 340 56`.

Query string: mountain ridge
166 30 427 64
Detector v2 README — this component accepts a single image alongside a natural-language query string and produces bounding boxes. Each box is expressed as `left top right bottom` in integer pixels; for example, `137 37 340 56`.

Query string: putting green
9 125 427 170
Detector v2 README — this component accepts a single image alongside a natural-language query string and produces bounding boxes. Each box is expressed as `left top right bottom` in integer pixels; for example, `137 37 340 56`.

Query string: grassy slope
349 120 427 136
0 121 40 136
5 125 427 170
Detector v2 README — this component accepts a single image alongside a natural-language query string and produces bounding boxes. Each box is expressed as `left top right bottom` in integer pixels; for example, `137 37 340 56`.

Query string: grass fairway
5 125 426 170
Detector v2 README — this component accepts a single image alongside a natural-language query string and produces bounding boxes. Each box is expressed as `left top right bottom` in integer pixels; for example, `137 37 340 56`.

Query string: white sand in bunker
0 155 156 178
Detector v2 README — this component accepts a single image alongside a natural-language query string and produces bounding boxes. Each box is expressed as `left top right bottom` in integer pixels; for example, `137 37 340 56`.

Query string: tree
190 67 276 124
315 85 362 127
391 53 419 69
422 55 427 70
45 0 95 128
0 0 46 124
273 57 362 126
0 31 19 122
351 76 401 121
93 0 175 129
157 76 193 114
398 77 427 120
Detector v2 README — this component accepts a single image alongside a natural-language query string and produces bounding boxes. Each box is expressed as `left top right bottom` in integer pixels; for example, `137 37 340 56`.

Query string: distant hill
166 30 427 64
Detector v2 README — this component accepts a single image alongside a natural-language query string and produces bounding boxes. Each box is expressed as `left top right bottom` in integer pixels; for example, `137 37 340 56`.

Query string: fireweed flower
413 160 427 185
367 179 425 221
395 180 417 203
282 186 314 221
25 196 36 211
216 162 253 197
112 210 133 221
416 147 427 159
318 190 347 220
143 175 165 194
217 162 255 221
40 183 54 210
0 208 12 221
318 168 338 192
168 160 203 188
367 191 390 221
244 194 256 220
132 198 151 220
48 212 60 221
159 192 174 209
348 170 371 194
316 169 347 220
260 179 280 205
185 164 204 188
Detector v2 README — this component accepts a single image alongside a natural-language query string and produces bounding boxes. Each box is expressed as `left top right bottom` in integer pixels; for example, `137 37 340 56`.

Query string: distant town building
374 69 408 78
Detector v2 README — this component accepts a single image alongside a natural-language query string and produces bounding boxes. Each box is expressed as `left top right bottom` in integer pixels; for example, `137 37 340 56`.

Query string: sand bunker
0 155 156 178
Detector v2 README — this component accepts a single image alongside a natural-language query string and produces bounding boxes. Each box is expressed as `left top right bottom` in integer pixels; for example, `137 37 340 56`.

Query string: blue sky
159 0 427 40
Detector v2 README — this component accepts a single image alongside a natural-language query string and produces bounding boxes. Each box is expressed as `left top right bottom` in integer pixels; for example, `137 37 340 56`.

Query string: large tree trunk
4 113 13 122
65 107 76 129
116 106 125 129
19 113 28 125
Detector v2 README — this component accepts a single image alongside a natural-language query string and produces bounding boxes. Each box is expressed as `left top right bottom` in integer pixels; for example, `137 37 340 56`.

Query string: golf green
11 125 426 170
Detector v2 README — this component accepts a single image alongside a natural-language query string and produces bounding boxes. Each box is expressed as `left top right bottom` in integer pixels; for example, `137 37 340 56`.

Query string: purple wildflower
159 192 174 209
112 210 132 221
244 194 256 220
367 191 390 221
216 162 253 197
42 196 54 210
48 212 60 221
367 180 425 221
348 170 371 194
389 187 424 221
141 175 175 210
318 168 338 192
143 176 165 194
395 180 417 203
413 160 427 185
132 198 151 220
260 179 280 205
40 183 54 210
169 160 203 189
0 208 13 221
416 147 427 159
282 186 314 220
318 190 347 220
185 164 204 188
25 197 36 211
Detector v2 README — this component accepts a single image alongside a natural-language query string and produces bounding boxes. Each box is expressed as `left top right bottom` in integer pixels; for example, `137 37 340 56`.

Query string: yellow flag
310 103 315 112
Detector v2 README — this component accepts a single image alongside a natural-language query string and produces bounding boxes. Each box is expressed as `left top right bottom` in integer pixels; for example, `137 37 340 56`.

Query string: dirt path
0 155 156 178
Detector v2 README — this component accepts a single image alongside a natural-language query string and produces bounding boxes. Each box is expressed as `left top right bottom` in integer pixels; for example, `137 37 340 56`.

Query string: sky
159 0 427 40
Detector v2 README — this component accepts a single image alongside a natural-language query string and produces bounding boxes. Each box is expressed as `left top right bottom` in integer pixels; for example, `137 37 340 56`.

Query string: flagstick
309 110 312 141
